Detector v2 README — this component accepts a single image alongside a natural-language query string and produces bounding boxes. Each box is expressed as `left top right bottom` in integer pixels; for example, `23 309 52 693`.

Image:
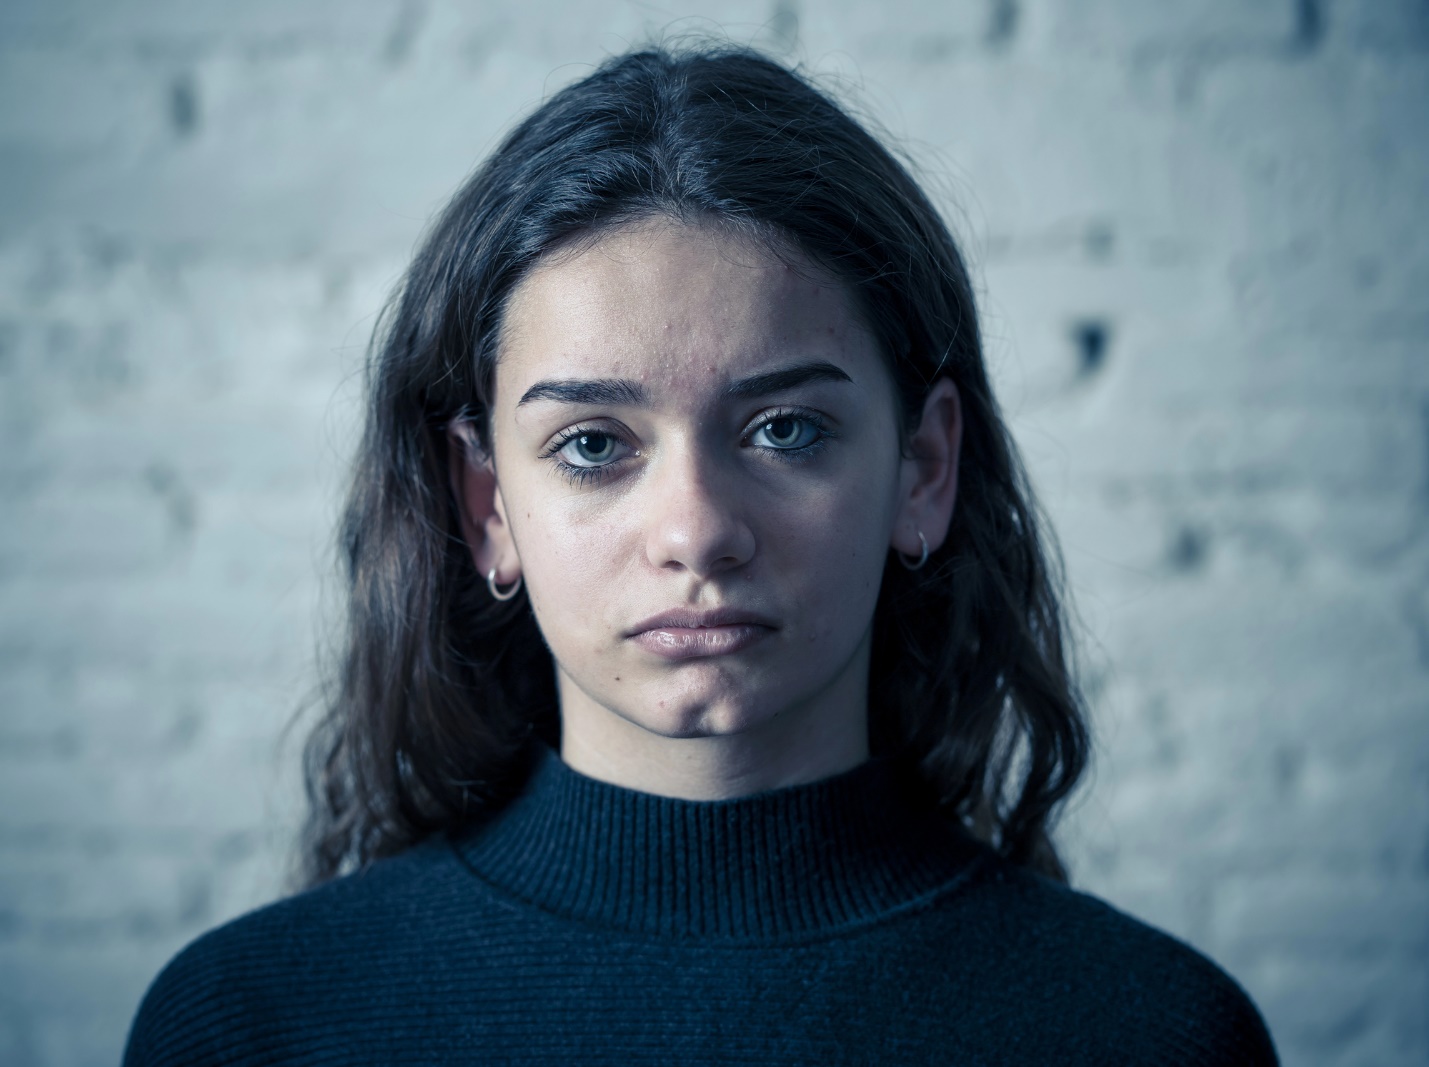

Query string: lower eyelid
555 460 617 486
755 438 830 463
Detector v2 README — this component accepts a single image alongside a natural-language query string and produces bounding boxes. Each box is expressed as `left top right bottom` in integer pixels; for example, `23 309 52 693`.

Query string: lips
625 607 777 660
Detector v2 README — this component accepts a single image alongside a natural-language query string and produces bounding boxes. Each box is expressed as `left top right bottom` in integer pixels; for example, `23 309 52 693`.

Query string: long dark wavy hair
300 42 1090 888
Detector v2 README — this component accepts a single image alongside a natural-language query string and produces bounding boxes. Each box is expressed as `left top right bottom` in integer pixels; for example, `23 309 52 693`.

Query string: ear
447 421 520 584
891 377 963 559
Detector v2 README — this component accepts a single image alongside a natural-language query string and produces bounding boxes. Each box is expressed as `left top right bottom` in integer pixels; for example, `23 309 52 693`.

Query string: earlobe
447 423 519 581
891 377 963 560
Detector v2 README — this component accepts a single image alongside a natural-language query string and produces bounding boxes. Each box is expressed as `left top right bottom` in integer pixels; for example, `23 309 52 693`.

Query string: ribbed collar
451 747 986 942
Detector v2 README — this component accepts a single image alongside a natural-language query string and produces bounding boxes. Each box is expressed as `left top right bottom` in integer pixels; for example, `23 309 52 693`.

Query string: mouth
625 608 778 661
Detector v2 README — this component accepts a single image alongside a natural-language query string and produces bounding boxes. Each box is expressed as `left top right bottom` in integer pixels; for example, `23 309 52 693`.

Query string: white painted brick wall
0 2 1424 1065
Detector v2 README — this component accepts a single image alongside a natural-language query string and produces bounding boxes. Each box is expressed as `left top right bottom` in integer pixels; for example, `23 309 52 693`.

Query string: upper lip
625 607 778 637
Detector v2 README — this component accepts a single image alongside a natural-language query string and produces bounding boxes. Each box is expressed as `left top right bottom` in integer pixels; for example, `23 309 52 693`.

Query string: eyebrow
517 378 649 407
721 361 853 400
516 360 853 408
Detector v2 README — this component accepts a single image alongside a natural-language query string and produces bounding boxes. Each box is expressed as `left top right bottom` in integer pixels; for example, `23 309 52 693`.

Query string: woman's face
467 220 951 777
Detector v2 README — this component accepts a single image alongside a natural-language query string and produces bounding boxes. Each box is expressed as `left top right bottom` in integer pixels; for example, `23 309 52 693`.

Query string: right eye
556 431 625 468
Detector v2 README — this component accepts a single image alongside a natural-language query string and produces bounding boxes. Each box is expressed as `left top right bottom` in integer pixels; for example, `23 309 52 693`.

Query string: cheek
764 473 897 607
515 495 640 640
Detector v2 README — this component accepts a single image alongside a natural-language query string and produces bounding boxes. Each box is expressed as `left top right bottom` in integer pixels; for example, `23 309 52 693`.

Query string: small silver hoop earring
899 530 929 571
486 569 522 601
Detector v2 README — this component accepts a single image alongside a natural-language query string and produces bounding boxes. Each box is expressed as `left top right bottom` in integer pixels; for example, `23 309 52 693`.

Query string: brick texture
1 2 1425 1065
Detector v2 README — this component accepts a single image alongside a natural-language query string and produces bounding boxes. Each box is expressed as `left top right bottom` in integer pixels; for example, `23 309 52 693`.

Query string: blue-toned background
1 2 1426 1064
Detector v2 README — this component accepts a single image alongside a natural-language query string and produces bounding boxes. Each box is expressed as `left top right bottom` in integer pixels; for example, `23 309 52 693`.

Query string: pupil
770 419 796 443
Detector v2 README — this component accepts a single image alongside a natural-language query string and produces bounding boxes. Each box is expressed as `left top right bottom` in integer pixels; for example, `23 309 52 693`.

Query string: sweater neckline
451 746 985 941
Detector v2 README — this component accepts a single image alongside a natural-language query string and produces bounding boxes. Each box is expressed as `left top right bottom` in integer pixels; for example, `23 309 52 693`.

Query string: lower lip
629 625 774 660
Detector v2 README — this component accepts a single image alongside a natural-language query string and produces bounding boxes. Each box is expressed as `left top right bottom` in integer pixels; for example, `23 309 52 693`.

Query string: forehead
495 220 880 399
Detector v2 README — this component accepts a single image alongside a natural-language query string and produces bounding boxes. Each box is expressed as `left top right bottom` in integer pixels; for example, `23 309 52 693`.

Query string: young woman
125 44 1278 1066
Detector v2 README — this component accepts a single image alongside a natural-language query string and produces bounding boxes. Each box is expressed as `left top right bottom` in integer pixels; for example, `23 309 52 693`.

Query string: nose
643 441 756 578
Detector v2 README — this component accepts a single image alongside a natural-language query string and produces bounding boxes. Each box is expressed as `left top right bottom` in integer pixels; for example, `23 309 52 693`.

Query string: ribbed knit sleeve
125 922 258 1067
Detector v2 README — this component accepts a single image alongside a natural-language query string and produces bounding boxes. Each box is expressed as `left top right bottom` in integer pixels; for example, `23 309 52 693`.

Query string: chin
624 688 775 740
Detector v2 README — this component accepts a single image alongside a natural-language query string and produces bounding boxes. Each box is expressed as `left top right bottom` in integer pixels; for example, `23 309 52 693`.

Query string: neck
456 744 983 940
557 658 870 801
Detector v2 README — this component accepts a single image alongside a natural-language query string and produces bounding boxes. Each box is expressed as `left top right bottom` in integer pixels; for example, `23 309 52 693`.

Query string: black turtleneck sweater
123 750 1278 1065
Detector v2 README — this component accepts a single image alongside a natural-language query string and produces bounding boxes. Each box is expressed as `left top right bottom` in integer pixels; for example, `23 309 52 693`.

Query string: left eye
751 417 821 450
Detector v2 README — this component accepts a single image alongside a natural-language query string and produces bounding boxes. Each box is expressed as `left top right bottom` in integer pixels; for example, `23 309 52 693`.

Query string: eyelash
538 426 626 486
749 406 836 461
540 406 836 487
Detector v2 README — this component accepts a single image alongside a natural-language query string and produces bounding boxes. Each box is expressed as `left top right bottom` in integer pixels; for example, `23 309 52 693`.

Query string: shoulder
122 836 465 1067
921 855 1279 1066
